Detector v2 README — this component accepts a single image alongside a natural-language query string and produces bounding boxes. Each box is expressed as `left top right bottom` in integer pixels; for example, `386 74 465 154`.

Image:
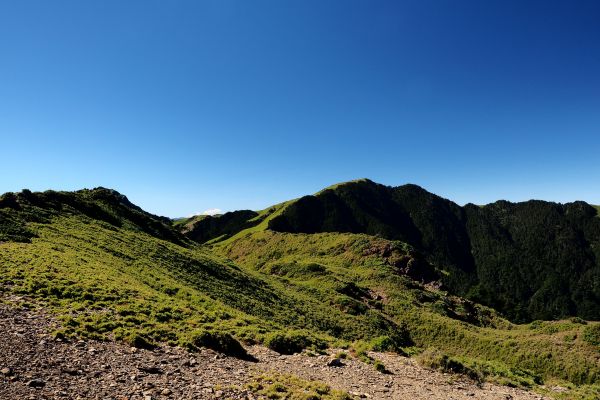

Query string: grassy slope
263 179 600 322
1 187 599 393
215 229 600 387
0 213 422 352
0 216 284 347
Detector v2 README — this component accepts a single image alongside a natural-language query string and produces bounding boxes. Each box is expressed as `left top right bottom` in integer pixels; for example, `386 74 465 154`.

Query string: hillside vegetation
215 230 600 387
259 179 600 322
1 184 600 394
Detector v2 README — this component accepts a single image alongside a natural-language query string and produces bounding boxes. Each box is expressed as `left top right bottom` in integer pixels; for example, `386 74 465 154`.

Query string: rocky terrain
0 295 550 400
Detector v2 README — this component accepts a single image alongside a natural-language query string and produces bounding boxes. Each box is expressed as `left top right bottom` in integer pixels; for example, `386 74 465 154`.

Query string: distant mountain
183 179 600 322
178 210 260 243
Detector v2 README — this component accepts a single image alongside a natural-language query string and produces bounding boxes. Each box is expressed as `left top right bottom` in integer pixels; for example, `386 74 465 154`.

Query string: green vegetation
582 323 600 346
246 373 351 400
541 384 600 400
1 184 600 394
0 188 186 245
179 210 260 243
216 229 600 386
417 349 484 383
264 179 600 322
264 330 326 355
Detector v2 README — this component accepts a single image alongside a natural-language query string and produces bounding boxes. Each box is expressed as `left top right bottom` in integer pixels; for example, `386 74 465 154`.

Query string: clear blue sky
1 1 599 217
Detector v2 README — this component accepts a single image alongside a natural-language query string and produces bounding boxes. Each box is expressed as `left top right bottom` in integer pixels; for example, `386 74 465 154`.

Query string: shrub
417 349 481 382
583 324 600 346
124 332 156 350
370 335 407 354
373 359 389 374
264 330 324 355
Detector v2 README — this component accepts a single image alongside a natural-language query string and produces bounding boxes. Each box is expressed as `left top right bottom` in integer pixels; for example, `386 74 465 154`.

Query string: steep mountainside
267 180 476 292
200 179 600 322
464 200 600 321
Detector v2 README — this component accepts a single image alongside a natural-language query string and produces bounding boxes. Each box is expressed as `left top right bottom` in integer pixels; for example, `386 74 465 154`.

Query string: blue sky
1 1 599 217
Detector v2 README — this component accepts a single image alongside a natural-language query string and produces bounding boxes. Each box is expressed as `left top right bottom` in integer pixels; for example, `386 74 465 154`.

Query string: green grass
246 373 351 400
216 230 600 387
539 383 600 400
0 214 418 354
0 216 281 350
2 188 600 394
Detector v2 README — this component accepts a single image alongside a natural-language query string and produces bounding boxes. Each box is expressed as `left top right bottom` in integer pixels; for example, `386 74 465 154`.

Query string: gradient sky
1 1 599 217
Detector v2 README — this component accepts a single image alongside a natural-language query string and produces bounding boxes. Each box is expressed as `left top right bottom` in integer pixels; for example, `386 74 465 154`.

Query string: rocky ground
0 295 550 400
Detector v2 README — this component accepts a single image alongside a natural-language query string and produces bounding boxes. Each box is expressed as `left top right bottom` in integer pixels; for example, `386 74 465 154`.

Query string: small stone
327 358 345 367
161 388 172 395
1 367 12 375
138 366 163 374
27 379 46 388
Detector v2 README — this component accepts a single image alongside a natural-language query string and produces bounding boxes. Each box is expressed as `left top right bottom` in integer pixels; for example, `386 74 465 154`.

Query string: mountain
2 185 600 392
178 210 260 243
0 187 187 245
181 179 600 322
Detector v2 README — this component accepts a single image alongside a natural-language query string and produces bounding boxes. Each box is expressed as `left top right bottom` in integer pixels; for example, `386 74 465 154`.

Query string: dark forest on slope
265 179 600 322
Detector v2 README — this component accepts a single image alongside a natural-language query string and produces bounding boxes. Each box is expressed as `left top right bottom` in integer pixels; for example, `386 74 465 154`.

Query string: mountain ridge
178 179 600 322
2 182 600 393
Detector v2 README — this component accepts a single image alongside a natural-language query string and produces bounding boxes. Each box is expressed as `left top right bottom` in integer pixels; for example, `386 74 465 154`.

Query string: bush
264 330 324 355
417 349 481 382
124 332 156 350
370 335 407 354
373 359 389 374
583 324 600 346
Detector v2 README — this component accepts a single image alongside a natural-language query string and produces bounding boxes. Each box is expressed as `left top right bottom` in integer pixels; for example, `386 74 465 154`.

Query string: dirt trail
0 296 549 400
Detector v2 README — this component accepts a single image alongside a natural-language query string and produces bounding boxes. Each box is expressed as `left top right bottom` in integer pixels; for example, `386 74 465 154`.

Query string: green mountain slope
214 229 600 386
0 189 418 352
180 210 260 243
0 188 187 245
1 186 600 390
0 188 455 353
259 179 600 322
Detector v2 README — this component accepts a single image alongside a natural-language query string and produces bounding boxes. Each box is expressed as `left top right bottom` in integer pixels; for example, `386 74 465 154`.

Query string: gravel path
0 296 550 400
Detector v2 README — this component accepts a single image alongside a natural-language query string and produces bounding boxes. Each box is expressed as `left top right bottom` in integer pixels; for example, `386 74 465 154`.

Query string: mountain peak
318 178 377 193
